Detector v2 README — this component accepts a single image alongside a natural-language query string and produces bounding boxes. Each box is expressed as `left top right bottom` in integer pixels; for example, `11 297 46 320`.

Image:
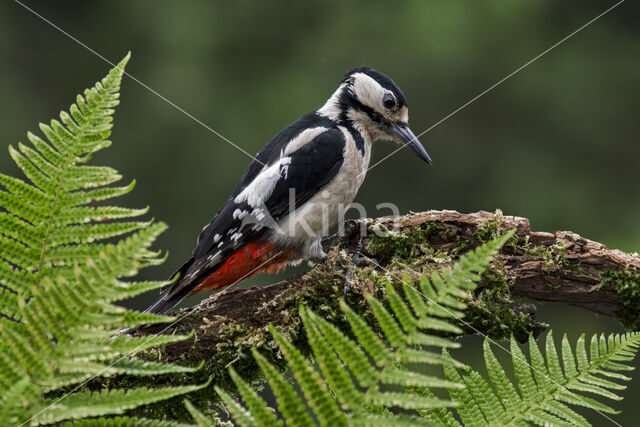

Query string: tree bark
126 210 640 420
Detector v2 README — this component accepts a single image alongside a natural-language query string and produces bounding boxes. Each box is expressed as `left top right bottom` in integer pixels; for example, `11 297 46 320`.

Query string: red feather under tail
191 240 291 293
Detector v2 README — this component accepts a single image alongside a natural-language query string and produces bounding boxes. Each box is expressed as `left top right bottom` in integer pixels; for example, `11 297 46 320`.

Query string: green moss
368 222 431 260
475 211 506 244
451 235 471 257
522 238 578 293
529 241 572 274
461 258 547 341
474 211 519 252
365 216 545 342
599 269 640 331
479 259 513 301
366 220 451 266
464 299 546 342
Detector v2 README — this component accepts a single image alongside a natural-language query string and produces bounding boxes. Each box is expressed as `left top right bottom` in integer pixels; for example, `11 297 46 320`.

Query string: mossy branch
123 209 639 420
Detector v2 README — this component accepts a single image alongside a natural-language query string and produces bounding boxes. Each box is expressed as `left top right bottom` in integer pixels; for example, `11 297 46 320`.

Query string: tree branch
126 210 639 419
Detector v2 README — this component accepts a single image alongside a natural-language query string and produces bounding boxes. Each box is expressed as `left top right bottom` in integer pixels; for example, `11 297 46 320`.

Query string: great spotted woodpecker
146 67 432 314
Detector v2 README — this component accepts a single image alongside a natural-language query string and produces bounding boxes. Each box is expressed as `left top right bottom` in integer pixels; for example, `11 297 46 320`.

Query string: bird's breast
274 126 371 243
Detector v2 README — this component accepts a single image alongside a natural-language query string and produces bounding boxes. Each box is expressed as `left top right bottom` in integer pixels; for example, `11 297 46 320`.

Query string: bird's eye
383 93 397 110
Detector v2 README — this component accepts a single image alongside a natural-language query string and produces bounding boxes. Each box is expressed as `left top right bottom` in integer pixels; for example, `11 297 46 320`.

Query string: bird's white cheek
368 126 390 143
390 106 409 124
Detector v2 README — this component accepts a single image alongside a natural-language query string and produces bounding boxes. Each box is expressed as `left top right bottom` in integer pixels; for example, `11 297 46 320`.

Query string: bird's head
319 67 432 164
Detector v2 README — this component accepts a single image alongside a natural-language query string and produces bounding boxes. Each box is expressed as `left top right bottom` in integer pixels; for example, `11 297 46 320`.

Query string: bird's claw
342 234 368 298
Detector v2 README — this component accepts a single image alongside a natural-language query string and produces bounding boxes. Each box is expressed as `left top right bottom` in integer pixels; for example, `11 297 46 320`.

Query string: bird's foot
342 234 375 298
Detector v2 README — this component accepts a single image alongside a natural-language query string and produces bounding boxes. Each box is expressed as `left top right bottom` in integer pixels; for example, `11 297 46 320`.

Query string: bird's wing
231 112 337 195
164 126 346 300
262 127 346 219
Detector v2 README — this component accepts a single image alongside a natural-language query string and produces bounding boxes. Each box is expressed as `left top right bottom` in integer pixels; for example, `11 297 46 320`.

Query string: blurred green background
1 0 638 423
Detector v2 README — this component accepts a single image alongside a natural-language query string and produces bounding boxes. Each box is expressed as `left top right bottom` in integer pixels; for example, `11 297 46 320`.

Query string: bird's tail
115 282 192 336
145 239 285 314
145 288 189 314
146 257 197 315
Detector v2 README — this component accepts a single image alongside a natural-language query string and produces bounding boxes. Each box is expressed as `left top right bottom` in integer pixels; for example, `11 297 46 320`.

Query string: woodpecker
146 67 432 314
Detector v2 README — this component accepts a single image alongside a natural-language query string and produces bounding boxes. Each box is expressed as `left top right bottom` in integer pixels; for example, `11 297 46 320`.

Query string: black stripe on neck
335 90 372 156
345 124 365 156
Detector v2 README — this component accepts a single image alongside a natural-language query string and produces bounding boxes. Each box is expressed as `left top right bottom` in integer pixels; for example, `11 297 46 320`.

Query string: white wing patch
234 127 330 208
283 127 328 156
206 250 222 264
233 208 248 220
234 156 291 207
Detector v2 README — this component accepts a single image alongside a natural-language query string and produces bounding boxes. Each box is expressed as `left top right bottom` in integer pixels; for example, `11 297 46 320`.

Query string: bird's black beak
390 122 432 165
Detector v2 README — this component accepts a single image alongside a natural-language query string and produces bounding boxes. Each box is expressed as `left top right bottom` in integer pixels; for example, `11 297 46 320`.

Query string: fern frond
251 349 314 427
446 331 640 425
56 358 201 378
411 385 462 427
218 233 513 424
35 383 209 425
215 387 259 427
443 354 487 426
301 308 363 411
217 229 637 425
304 308 377 387
183 400 214 427
348 413 433 426
270 324 347 426
228 367 283 427
0 54 203 424
63 416 189 427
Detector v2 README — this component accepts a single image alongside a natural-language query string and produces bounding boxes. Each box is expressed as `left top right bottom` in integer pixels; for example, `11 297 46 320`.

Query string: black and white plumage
147 67 432 314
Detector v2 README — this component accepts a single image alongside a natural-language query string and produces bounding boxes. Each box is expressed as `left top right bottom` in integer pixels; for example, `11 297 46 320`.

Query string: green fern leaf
0 54 204 425
341 299 390 366
300 307 362 411
57 358 201 378
482 339 523 414
367 391 452 410
252 350 314 427
305 308 377 388
545 331 566 385
461 370 507 424
562 334 579 380
541 400 589 426
380 368 462 389
524 408 571 426
366 295 406 348
509 335 539 406
443 352 486 426
63 416 189 427
228 367 282 427
349 413 433 425
219 233 515 423
447 331 640 424
412 385 462 427
270 324 347 426
35 382 209 425
183 400 214 427
214 386 258 427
